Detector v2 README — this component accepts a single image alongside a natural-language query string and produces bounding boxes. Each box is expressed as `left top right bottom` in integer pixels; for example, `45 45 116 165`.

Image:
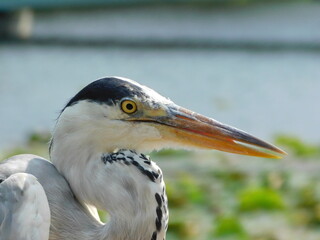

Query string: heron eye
121 100 137 114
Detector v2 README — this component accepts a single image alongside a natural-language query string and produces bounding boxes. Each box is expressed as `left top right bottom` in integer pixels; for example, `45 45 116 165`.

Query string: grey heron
0 77 285 240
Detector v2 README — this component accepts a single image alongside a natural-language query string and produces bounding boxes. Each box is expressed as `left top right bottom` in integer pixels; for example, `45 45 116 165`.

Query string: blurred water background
1 1 320 149
1 1 320 240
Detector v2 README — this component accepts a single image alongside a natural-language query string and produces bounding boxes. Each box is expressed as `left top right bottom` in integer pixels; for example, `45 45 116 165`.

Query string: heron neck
51 133 168 240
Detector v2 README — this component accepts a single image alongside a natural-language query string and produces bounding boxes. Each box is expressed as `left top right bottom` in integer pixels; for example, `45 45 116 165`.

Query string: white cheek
56 101 166 152
94 120 163 152
131 124 162 141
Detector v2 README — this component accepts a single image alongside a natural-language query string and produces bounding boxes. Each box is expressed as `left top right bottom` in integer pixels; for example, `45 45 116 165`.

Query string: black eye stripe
61 77 147 114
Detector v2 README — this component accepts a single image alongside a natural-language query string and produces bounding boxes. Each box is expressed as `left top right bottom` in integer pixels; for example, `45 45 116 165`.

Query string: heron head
51 76 285 158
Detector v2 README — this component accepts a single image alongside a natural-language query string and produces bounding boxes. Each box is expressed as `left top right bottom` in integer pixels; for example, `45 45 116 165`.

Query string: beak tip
264 148 288 159
270 145 288 158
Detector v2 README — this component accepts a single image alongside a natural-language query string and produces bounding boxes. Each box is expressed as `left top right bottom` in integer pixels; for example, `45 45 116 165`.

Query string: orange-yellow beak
133 104 286 159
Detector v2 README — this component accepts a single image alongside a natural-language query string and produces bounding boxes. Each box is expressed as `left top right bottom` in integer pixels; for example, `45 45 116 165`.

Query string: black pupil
126 103 133 110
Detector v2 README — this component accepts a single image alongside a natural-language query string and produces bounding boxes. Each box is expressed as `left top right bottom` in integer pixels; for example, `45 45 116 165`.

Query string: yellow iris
121 100 137 114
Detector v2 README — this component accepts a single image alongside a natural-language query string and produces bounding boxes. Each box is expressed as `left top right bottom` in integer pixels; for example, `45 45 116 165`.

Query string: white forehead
115 76 173 105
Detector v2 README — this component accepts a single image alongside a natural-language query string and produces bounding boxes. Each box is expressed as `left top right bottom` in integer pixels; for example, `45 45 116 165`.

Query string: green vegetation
0 132 50 160
238 187 284 211
151 149 192 158
213 216 248 239
275 134 320 158
167 173 208 206
1 132 320 240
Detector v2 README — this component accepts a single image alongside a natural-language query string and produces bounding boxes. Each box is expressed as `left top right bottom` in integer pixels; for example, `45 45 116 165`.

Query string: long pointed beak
148 105 286 159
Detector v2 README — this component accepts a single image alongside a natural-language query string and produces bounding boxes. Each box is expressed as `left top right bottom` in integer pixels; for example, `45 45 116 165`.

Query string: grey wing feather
0 154 101 240
0 173 50 240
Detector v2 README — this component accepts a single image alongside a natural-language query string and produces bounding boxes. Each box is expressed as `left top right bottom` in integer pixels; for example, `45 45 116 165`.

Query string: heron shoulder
0 172 50 240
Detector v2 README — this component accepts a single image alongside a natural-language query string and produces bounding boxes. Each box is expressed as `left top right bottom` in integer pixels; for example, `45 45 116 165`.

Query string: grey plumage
0 151 168 240
0 172 49 240
0 155 101 240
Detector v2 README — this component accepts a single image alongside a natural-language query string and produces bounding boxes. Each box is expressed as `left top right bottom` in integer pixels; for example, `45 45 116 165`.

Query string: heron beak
145 105 286 159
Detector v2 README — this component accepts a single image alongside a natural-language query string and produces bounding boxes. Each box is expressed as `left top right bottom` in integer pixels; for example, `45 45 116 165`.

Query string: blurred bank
1 0 320 149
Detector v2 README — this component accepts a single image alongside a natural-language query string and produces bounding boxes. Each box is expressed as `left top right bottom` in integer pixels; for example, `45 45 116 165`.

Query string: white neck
50 127 168 240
